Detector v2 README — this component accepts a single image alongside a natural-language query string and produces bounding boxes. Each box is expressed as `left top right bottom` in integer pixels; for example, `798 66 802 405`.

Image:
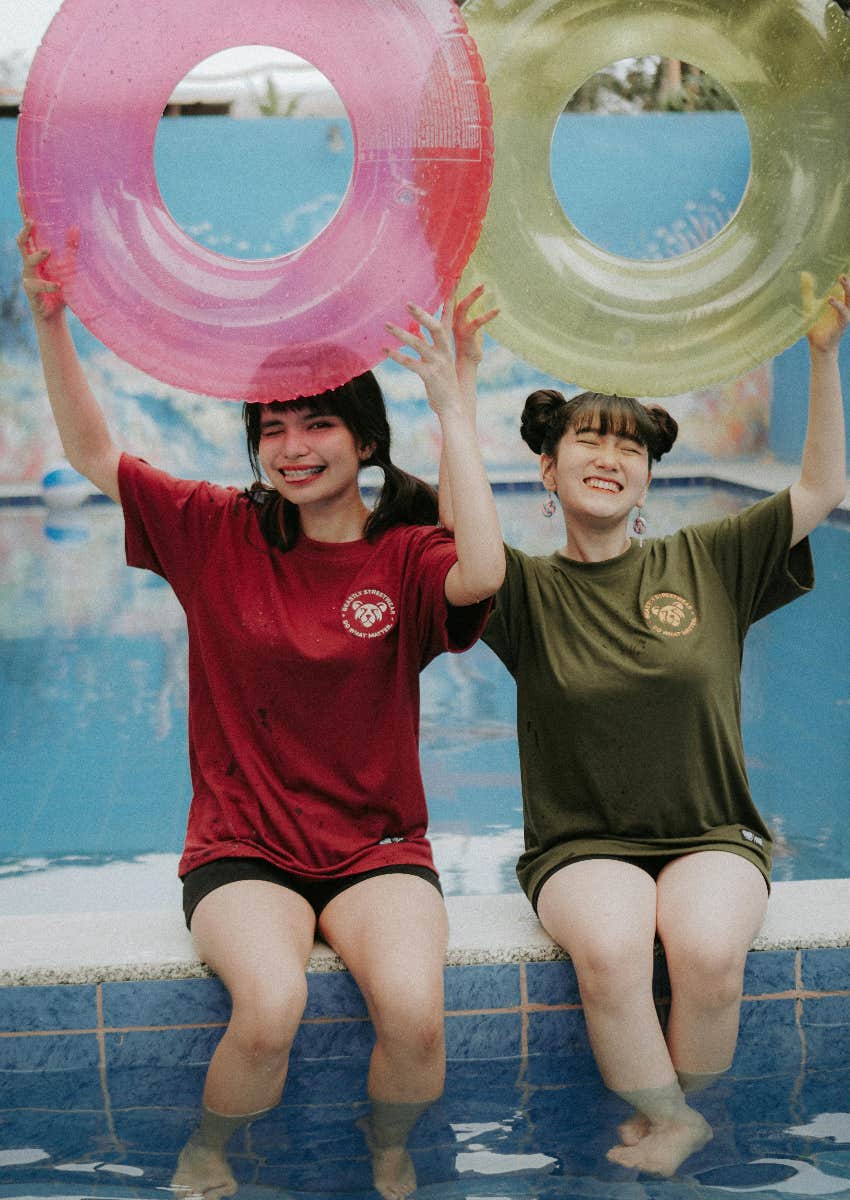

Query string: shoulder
119 452 244 514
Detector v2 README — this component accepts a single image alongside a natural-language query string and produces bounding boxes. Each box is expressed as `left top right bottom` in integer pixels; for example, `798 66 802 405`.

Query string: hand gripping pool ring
17 0 492 402
460 0 850 397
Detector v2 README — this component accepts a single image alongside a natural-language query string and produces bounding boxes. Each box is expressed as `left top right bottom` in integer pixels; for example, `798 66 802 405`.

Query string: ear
540 452 557 493
358 441 376 463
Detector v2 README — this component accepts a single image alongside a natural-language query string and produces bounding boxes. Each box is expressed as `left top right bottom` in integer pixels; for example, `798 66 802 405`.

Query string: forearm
438 357 478 530
32 311 121 500
439 404 503 603
790 345 847 543
801 348 846 493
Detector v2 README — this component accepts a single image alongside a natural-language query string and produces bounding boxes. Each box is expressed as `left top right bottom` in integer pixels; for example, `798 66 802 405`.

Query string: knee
573 940 653 1006
371 984 445 1061
667 941 746 1010
228 975 308 1060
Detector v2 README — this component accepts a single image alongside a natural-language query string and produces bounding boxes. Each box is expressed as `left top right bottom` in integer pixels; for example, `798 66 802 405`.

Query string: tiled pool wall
2 946 850 1194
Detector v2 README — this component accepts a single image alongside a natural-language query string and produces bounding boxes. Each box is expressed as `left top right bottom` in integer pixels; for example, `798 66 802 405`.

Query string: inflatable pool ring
17 0 492 402
461 0 850 397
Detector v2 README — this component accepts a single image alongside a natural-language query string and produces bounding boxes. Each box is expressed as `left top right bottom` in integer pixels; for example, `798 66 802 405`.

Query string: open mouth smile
584 476 622 493
281 466 326 482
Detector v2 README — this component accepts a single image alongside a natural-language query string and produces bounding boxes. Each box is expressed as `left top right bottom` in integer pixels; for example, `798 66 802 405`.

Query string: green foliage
565 57 736 113
257 77 300 118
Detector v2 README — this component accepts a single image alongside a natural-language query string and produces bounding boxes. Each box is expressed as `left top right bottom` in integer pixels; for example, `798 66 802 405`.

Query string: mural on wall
1 113 770 487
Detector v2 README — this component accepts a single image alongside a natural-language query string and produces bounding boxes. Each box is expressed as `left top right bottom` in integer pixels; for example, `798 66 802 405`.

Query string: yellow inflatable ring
461 0 850 396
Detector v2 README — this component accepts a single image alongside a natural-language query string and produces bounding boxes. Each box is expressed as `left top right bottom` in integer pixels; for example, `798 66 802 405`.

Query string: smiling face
542 419 651 533
257 403 370 509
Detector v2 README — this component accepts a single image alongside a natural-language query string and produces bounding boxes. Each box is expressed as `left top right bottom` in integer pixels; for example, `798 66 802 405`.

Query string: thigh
319 873 449 1017
190 880 317 1001
656 851 768 965
536 858 659 972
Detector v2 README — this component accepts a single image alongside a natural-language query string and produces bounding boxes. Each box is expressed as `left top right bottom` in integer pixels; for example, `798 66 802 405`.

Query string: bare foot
606 1108 712 1177
617 1111 652 1147
171 1142 238 1200
357 1116 418 1200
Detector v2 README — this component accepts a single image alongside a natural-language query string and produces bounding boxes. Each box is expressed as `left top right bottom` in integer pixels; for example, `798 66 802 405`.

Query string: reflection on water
3 1059 850 1198
0 486 848 914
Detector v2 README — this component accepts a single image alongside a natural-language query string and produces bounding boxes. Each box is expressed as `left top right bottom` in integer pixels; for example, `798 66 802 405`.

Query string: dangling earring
632 506 647 546
542 491 558 518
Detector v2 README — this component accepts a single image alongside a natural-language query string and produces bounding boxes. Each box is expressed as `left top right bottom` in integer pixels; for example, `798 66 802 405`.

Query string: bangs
570 393 656 452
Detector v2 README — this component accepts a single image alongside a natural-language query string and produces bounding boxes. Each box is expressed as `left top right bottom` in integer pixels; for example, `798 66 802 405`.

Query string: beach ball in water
40 461 90 509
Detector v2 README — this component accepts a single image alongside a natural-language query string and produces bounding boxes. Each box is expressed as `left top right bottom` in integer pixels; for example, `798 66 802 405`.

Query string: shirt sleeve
481 543 527 676
402 525 493 663
689 488 814 631
118 453 236 605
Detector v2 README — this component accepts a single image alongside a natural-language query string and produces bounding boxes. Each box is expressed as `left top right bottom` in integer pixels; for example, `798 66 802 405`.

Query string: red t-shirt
118 454 489 880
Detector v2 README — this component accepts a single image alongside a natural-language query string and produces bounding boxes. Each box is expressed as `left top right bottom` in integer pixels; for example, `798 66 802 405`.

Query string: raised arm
384 295 504 605
789 272 849 546
16 200 122 502
437 284 498 532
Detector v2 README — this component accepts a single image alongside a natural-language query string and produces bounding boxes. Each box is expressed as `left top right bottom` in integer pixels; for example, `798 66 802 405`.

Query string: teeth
283 467 323 480
586 478 620 492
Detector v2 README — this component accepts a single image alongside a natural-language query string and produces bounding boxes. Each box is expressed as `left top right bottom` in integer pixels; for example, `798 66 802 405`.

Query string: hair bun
520 388 566 454
644 404 679 459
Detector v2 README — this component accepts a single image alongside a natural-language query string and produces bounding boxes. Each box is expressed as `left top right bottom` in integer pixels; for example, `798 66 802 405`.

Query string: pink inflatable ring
17 0 492 402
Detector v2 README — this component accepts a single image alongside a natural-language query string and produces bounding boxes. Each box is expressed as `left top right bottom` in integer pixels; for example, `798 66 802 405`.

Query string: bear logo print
341 589 397 639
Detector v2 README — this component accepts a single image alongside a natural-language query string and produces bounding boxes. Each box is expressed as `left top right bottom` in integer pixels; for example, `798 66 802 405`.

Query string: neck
560 520 632 563
298 495 371 543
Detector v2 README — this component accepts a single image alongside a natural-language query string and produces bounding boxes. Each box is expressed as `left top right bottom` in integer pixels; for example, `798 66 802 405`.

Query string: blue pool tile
801 947 850 993
525 1040 598 1089
0 984 98 1033
800 994 850 1027
105 1025 223 1070
525 960 581 1007
102 977 229 1028
527 1007 592 1061
284 1056 368 1105
0 1108 108 1159
106 1062 209 1109
797 1068 850 1118
446 1011 522 1060
799 996 850 1070
443 1059 523 1100
0 1065 103 1109
733 997 801 1076
304 970 368 1019
292 1016 374 1061
0 1032 100 1071
444 963 521 1011
113 1106 206 1154
725 1073 799 1126
743 949 798 996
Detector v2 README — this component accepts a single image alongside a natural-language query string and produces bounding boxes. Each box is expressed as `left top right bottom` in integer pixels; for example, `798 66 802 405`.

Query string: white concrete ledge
3 880 850 988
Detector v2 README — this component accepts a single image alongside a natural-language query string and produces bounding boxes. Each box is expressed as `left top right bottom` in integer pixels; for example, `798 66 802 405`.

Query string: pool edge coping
3 879 850 987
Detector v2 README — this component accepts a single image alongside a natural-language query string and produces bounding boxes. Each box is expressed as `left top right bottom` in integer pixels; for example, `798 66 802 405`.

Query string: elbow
473 553 506 601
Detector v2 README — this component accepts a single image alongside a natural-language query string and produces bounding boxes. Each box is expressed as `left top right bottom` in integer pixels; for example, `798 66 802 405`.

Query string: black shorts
182 856 443 929
532 853 679 913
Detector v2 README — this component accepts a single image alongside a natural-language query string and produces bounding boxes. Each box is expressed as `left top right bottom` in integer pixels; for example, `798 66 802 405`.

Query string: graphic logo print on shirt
642 592 698 637
341 588 397 639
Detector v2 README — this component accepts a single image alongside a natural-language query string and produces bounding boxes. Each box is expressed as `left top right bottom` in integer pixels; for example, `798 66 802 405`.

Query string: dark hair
242 371 438 551
520 389 678 465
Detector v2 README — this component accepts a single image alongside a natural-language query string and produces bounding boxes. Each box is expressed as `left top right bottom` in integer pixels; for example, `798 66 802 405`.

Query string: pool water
1 483 848 914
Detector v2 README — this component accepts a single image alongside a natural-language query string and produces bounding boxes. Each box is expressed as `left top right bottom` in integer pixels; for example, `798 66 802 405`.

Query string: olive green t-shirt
482 489 814 904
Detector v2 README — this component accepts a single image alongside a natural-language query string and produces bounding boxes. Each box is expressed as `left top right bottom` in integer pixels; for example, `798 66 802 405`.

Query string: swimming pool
2 478 850 1199
1 481 848 916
